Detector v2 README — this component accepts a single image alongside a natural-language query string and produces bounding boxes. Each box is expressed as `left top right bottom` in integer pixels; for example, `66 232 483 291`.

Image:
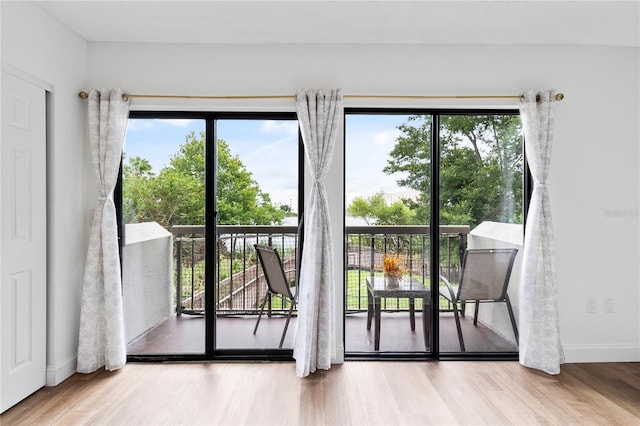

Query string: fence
171 224 469 316
345 225 469 312
172 225 299 316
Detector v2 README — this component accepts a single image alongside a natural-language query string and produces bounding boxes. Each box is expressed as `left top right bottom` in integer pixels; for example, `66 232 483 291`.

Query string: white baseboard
562 344 640 363
46 355 77 386
39 345 638 385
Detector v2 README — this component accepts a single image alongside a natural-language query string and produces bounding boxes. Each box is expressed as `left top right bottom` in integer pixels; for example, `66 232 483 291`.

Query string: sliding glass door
214 116 301 352
121 112 301 360
438 113 523 354
122 115 207 356
344 112 434 355
344 109 523 358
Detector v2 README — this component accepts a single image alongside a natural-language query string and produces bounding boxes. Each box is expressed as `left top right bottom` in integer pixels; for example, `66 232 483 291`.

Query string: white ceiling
35 0 640 47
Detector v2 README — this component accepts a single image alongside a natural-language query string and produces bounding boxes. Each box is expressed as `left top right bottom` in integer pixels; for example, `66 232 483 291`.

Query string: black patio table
366 276 431 351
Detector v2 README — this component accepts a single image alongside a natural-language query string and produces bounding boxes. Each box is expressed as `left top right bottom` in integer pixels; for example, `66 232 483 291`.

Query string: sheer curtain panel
518 90 564 374
294 89 343 377
77 89 130 373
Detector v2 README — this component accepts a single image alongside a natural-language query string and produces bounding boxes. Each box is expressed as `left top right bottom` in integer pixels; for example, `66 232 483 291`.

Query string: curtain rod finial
78 91 89 99
530 92 565 102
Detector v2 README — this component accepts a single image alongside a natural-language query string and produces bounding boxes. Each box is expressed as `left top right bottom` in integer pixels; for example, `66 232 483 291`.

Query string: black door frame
124 111 303 362
343 108 525 361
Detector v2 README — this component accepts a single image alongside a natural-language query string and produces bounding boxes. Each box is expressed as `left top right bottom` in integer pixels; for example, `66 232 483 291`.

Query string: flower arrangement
382 254 406 279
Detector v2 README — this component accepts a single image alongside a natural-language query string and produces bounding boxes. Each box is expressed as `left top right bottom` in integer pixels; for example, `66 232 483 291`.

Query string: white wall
1 2 88 384
2 1 638 383
123 222 173 344
88 42 640 363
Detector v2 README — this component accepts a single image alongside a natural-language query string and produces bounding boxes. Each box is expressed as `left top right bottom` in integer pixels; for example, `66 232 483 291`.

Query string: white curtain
77 89 130 373
518 90 564 374
293 89 343 377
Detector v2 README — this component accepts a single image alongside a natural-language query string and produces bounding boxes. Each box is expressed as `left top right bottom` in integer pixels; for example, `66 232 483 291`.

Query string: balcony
124 223 519 355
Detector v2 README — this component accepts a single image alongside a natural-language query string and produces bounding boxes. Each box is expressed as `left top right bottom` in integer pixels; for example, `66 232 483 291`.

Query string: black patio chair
253 244 298 348
440 248 519 351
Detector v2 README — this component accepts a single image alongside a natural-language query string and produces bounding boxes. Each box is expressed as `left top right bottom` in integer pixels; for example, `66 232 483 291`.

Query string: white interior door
1 71 47 413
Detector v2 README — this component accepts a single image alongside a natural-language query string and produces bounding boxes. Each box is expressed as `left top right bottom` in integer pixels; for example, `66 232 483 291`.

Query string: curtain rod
77 91 565 102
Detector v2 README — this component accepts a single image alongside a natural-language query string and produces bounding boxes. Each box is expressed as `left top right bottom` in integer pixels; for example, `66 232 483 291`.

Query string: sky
345 114 418 203
123 115 418 212
124 118 300 209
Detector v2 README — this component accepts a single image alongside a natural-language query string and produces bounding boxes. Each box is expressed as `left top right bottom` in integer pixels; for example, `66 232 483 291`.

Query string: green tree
382 115 432 225
279 204 293 215
123 131 285 228
123 156 153 177
122 155 156 225
347 192 414 225
122 134 206 227
216 138 284 225
441 115 523 225
383 114 523 228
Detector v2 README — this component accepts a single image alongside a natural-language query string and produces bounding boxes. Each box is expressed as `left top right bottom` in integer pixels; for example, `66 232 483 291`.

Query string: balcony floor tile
127 312 517 355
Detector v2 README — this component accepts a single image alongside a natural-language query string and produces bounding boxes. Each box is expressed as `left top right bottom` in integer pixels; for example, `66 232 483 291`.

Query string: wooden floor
2 362 639 425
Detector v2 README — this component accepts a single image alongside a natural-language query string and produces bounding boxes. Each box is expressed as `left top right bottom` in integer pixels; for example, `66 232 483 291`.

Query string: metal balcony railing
172 225 299 316
345 225 469 312
171 224 469 316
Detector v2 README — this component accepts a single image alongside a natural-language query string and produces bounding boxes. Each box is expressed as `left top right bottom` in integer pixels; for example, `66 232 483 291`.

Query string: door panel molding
1 71 47 413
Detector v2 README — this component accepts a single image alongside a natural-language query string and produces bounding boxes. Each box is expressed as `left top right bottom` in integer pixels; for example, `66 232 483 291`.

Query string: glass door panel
215 118 299 350
438 113 523 354
122 117 207 355
345 113 433 355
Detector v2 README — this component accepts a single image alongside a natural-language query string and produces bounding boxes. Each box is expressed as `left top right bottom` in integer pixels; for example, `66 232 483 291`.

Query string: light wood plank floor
2 362 639 425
